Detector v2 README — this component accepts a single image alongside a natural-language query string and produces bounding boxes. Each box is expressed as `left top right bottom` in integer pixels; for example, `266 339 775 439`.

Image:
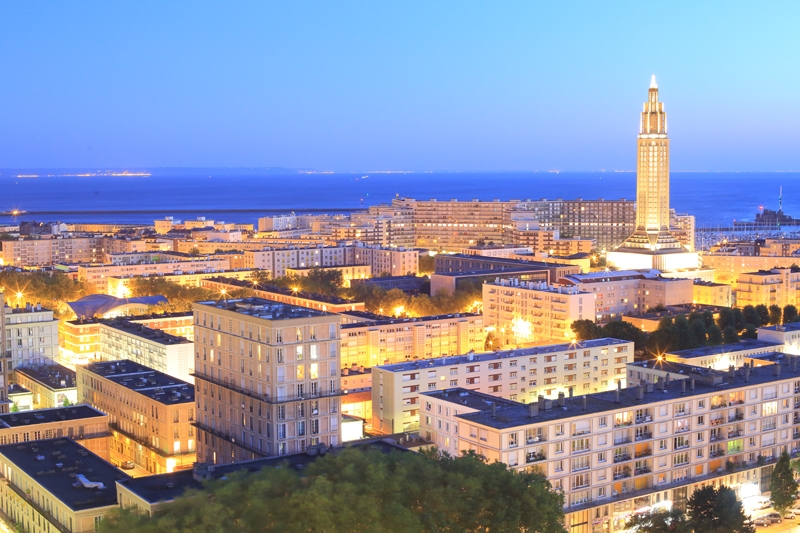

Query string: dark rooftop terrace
102 320 191 345
196 297 330 320
667 338 782 359
16 364 77 391
0 438 130 511
83 360 194 404
0 405 105 429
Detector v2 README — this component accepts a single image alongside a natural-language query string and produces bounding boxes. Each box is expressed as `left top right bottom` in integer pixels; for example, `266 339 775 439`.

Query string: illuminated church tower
607 76 698 271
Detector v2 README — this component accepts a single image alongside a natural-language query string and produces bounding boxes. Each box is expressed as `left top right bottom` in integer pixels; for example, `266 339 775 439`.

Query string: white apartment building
736 268 800 309
372 338 632 433
3 303 59 370
258 214 298 232
98 321 195 384
77 257 232 292
560 270 694 321
422 358 800 533
482 278 591 346
0 236 101 267
759 323 800 355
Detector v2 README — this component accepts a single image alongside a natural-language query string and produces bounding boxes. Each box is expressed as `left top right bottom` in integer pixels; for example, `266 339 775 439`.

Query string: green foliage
742 305 761 327
755 304 770 326
716 308 736 330
625 507 691 533
98 447 566 533
646 303 667 313
62 397 71 407
188 247 201 256
571 319 647 351
418 254 435 275
484 330 497 351
706 324 723 345
128 277 218 313
0 270 93 314
723 325 739 344
770 451 799 514
570 319 601 341
741 324 758 339
10 403 19 413
784 304 799 323
687 485 754 533
769 304 782 325
347 279 482 316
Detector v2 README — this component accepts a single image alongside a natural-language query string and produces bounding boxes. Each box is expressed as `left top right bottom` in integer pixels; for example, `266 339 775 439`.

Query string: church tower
607 76 698 271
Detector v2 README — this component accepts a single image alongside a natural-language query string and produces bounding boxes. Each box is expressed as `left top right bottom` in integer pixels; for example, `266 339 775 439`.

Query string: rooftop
101 320 191 346
423 388 522 411
82 361 194 404
432 268 549 278
0 438 130 511
376 338 632 373
667 338 783 359
0 405 106 429
760 322 800 333
342 312 482 330
65 294 168 319
196 297 330 320
5 304 54 315
16 364 77 390
67 311 193 326
456 356 800 429
205 276 356 305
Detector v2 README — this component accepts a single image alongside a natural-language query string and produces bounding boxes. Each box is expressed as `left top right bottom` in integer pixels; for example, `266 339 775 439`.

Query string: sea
0 170 798 228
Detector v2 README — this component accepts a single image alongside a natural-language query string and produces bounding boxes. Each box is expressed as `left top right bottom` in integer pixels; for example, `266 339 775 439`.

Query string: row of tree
127 277 255 313
0 270 93 316
99 447 566 533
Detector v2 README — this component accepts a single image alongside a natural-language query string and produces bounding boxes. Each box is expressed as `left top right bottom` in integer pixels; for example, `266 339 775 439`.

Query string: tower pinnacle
650 74 657 89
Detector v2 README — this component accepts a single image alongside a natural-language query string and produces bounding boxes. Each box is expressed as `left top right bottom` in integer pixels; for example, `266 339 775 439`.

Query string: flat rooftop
432 268 549 278
4 304 54 315
455 357 800 429
377 338 632 373
16 364 77 390
0 405 106 429
667 339 783 359
423 388 522 411
0 438 130 511
82 360 194 404
102 320 191 345
342 312 481 330
197 297 330 320
760 322 800 333
67 311 193 326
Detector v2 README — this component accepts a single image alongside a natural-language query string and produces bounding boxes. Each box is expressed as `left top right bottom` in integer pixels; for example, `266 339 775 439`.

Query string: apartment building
736 268 800 309
286 265 371 287
758 323 800 355
14 364 78 409
0 405 110 460
483 279 591 346
202 277 365 313
60 312 194 366
560 270 694 321
77 257 231 292
0 439 131 533
373 338 632 433
257 214 298 232
0 236 100 267
422 358 800 533
193 298 342 464
77 360 195 474
106 268 255 298
340 313 484 369
664 339 784 370
434 253 579 284
0 297 7 412
3 303 59 370
98 320 194 384
702 253 800 284
692 281 732 307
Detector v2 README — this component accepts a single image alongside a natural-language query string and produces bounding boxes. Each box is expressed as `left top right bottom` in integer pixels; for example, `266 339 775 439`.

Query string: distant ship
16 175 38 178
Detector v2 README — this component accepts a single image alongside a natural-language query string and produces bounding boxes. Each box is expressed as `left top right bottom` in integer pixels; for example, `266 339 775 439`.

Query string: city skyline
1 2 799 172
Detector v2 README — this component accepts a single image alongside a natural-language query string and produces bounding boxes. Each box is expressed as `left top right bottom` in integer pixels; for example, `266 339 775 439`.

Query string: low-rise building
0 405 111 460
77 360 196 474
692 280 732 307
3 303 59 370
483 278 591 346
14 364 77 409
421 357 800 533
340 313 485 368
98 320 194 384
0 438 129 532
373 338 633 433
664 339 784 370
76 256 232 292
286 264 371 287
759 323 800 354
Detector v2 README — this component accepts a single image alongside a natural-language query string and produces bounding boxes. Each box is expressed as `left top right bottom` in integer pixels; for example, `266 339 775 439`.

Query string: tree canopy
99 447 566 533
624 507 691 533
770 451 799 514
687 485 754 533
0 270 93 315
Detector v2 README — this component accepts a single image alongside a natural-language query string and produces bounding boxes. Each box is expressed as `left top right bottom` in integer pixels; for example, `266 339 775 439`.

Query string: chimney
665 373 671 388
538 395 545 411
557 391 565 407
681 380 686 395
728 365 735 380
615 381 621 403
491 402 497 418
582 395 587 410
794 356 798 373
568 387 574 403
690 378 696 391
657 377 664 390
636 385 644 401
745 364 751 383
529 403 538 418
774 364 781 377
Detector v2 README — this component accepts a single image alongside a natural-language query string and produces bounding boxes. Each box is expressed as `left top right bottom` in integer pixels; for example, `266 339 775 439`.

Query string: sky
0 2 798 172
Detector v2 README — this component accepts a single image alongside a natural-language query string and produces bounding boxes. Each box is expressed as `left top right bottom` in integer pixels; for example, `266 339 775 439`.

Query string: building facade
193 299 343 464
3 303 59 370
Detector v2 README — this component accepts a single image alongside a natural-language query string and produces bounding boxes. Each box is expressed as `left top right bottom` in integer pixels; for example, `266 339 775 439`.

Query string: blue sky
0 2 798 171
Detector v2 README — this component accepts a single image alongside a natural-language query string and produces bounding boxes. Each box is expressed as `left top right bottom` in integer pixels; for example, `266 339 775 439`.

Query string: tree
188 246 201 256
571 319 601 341
484 331 497 351
769 304 783 325
10 403 19 413
742 305 761 327
732 308 746 331
625 508 691 533
687 485 754 533
98 447 567 533
62 397 72 407
418 255 435 276
706 324 723 345
716 308 736 330
770 451 799 515
723 326 739 344
784 304 799 323
741 324 758 339
690 318 708 345
755 304 770 326
601 320 648 351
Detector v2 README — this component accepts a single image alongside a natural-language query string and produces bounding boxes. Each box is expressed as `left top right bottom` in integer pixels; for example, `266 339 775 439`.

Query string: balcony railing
635 432 652 442
193 371 344 404
635 449 652 459
526 453 546 464
192 421 269 458
614 454 631 464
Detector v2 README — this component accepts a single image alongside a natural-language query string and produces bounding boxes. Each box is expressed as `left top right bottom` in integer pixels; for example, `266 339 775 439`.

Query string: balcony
526 452 546 464
613 468 632 480
572 429 591 437
635 449 652 459
634 466 652 476
728 413 744 423
635 415 652 425
193 371 344 404
192 421 269 459
709 434 724 442
728 429 744 439
635 432 652 442
614 437 632 446
710 403 726 410
526 436 546 444
614 454 631 464
674 426 690 434
709 449 726 458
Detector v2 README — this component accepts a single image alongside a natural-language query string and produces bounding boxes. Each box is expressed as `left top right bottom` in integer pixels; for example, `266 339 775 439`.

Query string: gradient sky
1 2 798 172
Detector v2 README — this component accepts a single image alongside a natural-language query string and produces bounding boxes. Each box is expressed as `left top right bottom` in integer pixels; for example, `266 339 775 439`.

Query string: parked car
784 510 796 520
120 460 135 470
753 498 772 510
752 517 771 527
764 512 783 524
